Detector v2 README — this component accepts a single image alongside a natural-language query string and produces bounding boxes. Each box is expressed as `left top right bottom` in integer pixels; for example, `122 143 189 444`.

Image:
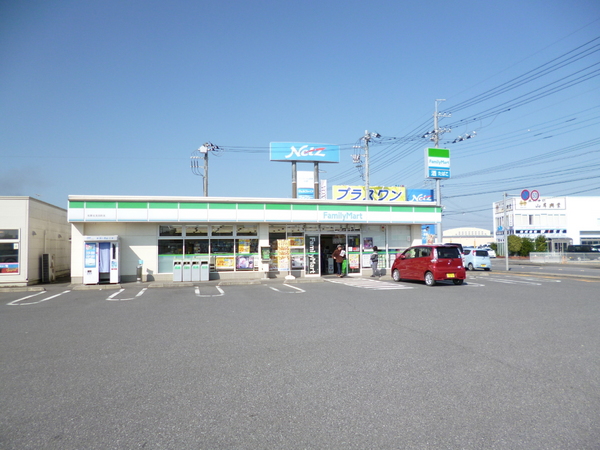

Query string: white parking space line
8 290 71 306
106 288 148 301
267 284 306 294
464 281 486 287
325 277 414 290
195 286 224 297
485 278 543 286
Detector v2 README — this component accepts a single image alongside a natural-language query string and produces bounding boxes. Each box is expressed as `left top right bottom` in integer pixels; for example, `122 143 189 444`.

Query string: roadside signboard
425 148 450 179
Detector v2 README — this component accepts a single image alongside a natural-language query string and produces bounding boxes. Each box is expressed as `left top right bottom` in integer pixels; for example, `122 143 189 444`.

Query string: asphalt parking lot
1 269 599 449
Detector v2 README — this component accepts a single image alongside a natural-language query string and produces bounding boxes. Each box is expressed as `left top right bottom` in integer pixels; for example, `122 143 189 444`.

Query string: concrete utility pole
432 99 450 244
361 130 381 200
190 142 220 196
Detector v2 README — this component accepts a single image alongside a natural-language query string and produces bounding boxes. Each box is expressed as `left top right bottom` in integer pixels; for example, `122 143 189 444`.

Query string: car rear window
436 247 460 259
475 250 489 257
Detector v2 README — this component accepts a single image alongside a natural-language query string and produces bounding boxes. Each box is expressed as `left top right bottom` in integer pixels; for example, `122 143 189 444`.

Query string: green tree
507 235 522 256
519 237 534 256
535 235 548 252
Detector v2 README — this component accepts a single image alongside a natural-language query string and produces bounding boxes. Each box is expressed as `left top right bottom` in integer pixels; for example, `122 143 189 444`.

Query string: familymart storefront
68 196 440 284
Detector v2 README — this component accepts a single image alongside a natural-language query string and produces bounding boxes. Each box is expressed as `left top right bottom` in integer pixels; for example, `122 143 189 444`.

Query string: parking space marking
106 288 148 301
464 281 485 287
8 290 71 306
195 286 224 297
485 277 543 286
267 284 306 294
325 277 414 290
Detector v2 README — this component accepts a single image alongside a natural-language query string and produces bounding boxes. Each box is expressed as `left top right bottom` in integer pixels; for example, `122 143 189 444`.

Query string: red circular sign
531 190 540 201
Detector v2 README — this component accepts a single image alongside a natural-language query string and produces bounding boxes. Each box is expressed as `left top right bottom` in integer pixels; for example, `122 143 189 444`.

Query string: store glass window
185 239 209 255
236 238 259 271
211 239 235 271
236 225 257 236
186 225 208 236
287 225 304 236
0 244 19 274
159 225 182 236
0 229 19 240
212 225 234 236
0 230 20 274
158 239 183 273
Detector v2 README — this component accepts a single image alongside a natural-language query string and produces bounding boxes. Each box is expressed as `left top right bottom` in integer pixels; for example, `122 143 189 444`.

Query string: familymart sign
425 148 450 179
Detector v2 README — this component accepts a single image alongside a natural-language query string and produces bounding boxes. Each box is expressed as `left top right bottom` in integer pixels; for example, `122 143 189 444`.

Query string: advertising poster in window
0 262 19 273
289 237 304 247
421 225 436 244
215 256 235 270
236 255 254 270
261 246 270 260
363 237 373 250
349 253 360 269
291 255 304 270
238 239 251 254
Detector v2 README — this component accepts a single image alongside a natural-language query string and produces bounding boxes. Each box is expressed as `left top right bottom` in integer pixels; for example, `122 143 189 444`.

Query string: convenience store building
68 195 440 284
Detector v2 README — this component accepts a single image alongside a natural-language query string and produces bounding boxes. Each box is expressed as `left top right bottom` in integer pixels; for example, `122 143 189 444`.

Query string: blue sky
1 0 599 231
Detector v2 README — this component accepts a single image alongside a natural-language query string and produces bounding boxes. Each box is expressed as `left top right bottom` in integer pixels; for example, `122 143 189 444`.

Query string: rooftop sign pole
270 143 340 199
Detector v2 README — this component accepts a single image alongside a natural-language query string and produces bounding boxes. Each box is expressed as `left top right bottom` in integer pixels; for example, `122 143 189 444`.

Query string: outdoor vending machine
83 236 120 284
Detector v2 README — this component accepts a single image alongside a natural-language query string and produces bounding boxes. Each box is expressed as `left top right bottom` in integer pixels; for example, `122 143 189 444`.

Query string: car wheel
468 263 474 271
453 279 464 285
424 271 435 286
392 269 401 282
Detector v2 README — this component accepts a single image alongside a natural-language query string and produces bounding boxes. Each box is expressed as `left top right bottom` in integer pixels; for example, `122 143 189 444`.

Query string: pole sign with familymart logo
425 148 450 179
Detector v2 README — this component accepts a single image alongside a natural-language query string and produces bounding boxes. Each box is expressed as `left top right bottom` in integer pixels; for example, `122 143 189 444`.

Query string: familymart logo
322 211 364 221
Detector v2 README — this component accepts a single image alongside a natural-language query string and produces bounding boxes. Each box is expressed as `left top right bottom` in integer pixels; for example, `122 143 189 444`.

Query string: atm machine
83 236 120 284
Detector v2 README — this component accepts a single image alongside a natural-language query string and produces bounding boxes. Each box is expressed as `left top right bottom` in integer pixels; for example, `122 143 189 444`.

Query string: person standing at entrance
332 244 346 277
370 246 379 277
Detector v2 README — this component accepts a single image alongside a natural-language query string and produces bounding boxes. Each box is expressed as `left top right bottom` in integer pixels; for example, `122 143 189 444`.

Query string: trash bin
182 260 192 282
200 261 209 281
172 259 182 282
191 259 200 282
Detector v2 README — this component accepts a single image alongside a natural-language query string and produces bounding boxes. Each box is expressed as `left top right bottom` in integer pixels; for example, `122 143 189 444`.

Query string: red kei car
391 244 466 286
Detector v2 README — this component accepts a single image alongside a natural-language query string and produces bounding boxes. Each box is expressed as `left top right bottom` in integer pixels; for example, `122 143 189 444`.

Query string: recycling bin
191 259 201 282
172 259 182 282
200 261 210 281
182 260 192 282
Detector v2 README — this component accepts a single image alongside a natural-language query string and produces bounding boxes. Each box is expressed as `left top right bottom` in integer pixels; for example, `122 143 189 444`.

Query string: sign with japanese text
332 185 406 202
425 148 450 179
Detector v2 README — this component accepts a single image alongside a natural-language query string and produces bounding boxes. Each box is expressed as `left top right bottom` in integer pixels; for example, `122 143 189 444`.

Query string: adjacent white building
442 227 493 248
0 197 71 286
493 195 600 252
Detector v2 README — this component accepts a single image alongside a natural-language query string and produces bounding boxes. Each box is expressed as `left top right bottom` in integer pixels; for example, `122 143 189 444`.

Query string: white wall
0 197 69 285
70 222 159 283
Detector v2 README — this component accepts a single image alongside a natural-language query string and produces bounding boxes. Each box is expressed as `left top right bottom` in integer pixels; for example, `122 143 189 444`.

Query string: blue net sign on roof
270 142 340 163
